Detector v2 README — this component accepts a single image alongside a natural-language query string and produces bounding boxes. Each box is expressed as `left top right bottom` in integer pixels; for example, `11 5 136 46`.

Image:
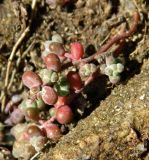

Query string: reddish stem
39 117 56 129
78 12 140 64
68 12 140 103
67 69 99 104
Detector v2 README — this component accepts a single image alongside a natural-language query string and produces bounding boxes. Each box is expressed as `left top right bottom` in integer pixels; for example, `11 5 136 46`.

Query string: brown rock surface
40 57 149 160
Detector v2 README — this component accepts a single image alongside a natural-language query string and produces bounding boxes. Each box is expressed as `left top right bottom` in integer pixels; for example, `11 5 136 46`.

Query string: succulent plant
79 63 96 78
54 96 68 108
44 53 61 72
56 105 73 124
109 75 121 84
41 35 65 62
26 125 43 139
41 40 53 58
70 42 84 60
100 55 124 84
36 98 46 110
22 71 42 89
12 140 36 160
49 107 56 117
54 77 70 96
29 136 47 152
41 86 58 105
49 42 65 56
39 69 58 85
5 108 24 125
2 7 139 160
67 71 82 92
44 123 61 140
26 107 40 121
65 42 84 60
19 99 37 111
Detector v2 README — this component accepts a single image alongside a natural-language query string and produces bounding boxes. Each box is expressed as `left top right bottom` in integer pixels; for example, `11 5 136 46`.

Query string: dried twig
1 0 38 111
4 26 30 89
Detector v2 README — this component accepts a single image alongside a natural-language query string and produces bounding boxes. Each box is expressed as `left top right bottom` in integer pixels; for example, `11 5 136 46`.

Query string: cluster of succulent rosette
4 33 124 158
0 0 139 155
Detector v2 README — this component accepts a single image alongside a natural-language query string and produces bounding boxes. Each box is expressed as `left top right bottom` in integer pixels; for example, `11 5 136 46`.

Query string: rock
40 59 149 160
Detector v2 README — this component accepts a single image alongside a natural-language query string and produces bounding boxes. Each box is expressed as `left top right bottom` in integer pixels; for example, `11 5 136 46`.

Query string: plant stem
78 11 140 64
